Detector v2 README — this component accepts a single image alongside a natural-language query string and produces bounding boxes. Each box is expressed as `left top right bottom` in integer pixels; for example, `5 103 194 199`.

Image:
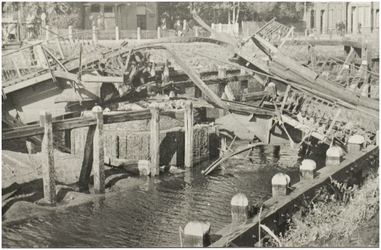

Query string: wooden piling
92 106 105 194
231 193 249 223
150 103 160 175
184 101 194 168
300 159 316 181
271 173 289 197
78 126 95 193
39 110 57 205
115 26 119 41
326 146 343 166
183 221 211 247
348 135 365 155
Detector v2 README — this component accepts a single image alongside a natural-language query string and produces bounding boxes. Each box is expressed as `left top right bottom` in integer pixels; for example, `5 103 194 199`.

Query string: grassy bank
272 170 379 247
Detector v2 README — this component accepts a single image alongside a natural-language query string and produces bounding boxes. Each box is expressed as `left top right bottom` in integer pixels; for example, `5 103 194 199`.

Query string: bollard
348 135 365 154
271 173 290 197
39 110 57 205
137 27 141 40
184 101 194 168
300 159 316 181
150 103 160 176
183 221 211 247
325 146 344 166
115 26 119 41
157 27 161 39
68 25 73 42
92 26 98 44
138 160 151 176
231 193 249 223
218 66 226 78
92 106 105 194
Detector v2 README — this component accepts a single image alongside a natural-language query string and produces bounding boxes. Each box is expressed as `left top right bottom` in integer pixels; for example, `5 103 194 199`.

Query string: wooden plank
2 126 44 140
92 106 105 194
211 145 378 247
2 72 52 94
103 110 151 124
150 103 160 176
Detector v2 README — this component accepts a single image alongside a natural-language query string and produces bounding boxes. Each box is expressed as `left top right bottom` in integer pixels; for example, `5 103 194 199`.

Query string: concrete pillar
348 135 365 154
115 26 119 41
300 159 316 181
183 221 211 247
39 110 56 205
231 193 249 223
150 103 160 176
137 27 141 40
92 26 98 43
325 146 344 166
68 25 73 42
157 27 161 39
271 173 290 197
92 106 105 194
138 160 151 176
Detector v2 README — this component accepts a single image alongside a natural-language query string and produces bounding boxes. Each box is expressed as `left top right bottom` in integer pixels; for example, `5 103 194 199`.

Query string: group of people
336 21 346 36
173 19 190 36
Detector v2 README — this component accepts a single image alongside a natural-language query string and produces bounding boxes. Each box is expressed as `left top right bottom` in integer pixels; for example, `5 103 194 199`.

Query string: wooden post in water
325 146 343 166
78 125 95 193
300 159 316 181
150 103 160 176
231 193 249 223
271 173 289 197
92 106 105 194
184 101 194 168
183 221 211 247
39 110 57 205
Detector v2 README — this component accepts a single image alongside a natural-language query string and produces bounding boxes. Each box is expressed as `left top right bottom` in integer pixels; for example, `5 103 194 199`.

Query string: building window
104 6 114 13
91 4 100 13
137 15 146 30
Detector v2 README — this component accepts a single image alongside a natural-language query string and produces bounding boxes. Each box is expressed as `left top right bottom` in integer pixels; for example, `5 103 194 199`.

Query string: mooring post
92 106 105 194
183 221 211 247
325 146 343 166
92 26 98 44
68 25 73 42
271 173 290 197
300 159 316 181
231 193 249 224
39 110 57 205
184 101 194 168
115 26 119 41
150 103 160 176
348 135 365 155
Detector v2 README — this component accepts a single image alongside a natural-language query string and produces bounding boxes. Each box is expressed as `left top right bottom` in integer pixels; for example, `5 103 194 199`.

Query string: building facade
83 2 158 30
306 2 379 34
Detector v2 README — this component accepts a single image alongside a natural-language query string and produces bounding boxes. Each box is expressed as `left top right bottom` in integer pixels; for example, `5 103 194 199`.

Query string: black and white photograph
1 1 379 247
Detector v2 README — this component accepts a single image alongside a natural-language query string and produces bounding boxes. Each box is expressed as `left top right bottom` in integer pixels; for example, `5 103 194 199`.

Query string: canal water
2 143 301 248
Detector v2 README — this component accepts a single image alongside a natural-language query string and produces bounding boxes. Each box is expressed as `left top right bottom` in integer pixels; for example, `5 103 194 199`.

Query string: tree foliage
2 2 84 28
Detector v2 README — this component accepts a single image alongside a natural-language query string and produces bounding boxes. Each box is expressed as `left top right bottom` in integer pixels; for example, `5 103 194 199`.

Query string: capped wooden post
150 103 160 176
348 135 365 154
231 193 249 223
300 159 316 181
39 110 57 205
92 106 105 194
326 146 344 166
137 27 141 40
115 26 119 41
183 221 211 247
92 26 98 44
184 101 194 168
271 173 290 197
68 25 73 42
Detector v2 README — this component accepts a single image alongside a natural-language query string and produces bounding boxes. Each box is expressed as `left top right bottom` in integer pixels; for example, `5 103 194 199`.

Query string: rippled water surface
2 144 301 248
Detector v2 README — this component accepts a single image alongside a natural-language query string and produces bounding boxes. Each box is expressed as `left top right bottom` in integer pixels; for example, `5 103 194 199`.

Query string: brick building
83 2 158 30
